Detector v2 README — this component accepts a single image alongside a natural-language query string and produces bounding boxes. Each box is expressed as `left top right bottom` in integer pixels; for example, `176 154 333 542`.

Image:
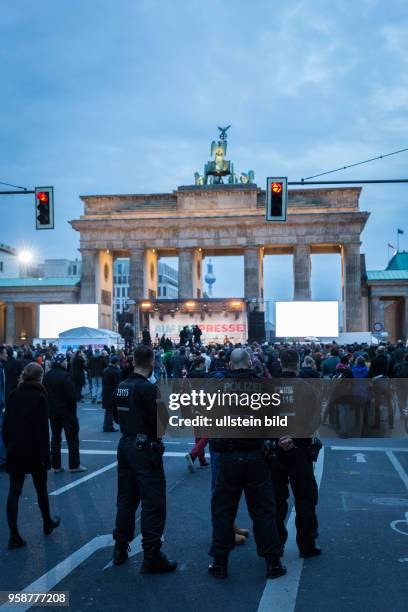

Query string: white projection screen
276 301 339 337
39 304 99 339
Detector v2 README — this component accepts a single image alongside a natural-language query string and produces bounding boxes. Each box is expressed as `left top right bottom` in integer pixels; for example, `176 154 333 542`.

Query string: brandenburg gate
70 128 369 337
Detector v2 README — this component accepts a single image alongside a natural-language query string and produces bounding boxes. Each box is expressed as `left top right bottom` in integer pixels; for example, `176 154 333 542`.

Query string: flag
398 228 404 234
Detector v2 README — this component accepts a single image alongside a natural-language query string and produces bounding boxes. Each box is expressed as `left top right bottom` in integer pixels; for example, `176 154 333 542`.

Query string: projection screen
39 304 99 339
275 301 339 337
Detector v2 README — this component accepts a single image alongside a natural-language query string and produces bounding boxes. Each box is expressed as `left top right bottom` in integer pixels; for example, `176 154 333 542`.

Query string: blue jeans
0 405 6 465
91 377 102 402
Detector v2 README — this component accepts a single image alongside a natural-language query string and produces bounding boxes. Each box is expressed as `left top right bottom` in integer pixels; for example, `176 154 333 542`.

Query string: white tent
58 326 123 351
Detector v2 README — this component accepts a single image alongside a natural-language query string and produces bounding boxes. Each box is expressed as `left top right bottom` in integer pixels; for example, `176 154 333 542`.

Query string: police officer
208 348 286 580
269 349 322 558
112 345 177 574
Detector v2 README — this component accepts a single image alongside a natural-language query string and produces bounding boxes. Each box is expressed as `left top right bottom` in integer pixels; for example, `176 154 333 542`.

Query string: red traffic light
36 191 49 203
35 186 54 229
266 177 287 221
271 182 282 194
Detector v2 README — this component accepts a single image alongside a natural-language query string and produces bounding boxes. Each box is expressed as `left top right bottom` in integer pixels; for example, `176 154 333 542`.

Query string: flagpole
397 230 399 253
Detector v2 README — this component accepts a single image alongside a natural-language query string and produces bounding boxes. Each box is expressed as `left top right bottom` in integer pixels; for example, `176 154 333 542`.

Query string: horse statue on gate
194 126 255 186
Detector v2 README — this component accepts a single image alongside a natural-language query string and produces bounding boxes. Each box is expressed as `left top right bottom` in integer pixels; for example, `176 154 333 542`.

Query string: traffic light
35 186 54 230
266 177 288 221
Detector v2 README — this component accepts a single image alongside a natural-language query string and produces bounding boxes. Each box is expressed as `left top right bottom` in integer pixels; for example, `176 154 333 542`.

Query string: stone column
32 305 38 341
96 250 113 330
79 249 97 303
0 306 5 343
144 249 158 299
370 296 384 332
129 249 146 342
178 248 203 299
129 249 146 300
403 296 408 341
244 247 263 302
6 303 15 345
342 243 363 332
293 244 311 300
80 248 113 328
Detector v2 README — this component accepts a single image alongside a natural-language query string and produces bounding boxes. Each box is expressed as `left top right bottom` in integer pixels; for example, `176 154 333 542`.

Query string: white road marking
352 453 367 463
390 512 408 536
386 451 408 491
50 462 118 496
61 449 116 455
51 450 208 495
257 448 325 612
161 441 195 445
81 440 114 443
331 446 408 452
0 535 142 611
61 449 208 457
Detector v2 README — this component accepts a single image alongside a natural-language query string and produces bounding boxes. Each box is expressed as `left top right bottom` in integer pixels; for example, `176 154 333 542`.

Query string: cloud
1 0 407 296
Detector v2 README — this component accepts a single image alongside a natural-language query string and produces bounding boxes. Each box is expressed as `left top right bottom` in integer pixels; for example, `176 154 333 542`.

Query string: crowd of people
0 334 407 575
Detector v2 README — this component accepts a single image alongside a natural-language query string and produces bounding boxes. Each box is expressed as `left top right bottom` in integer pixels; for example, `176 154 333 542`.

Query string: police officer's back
112 345 177 573
269 349 322 558
209 348 286 580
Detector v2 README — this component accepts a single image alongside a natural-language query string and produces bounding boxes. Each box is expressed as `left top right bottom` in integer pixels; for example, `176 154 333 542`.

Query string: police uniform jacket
113 373 159 439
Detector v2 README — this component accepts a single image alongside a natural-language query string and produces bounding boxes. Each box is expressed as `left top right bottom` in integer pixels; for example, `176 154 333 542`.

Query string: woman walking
3 362 60 549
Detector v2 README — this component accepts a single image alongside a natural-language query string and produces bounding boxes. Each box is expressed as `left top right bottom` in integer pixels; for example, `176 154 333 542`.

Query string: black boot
44 516 61 535
140 551 177 574
113 541 130 565
299 545 322 558
208 557 228 579
266 556 287 579
8 533 27 550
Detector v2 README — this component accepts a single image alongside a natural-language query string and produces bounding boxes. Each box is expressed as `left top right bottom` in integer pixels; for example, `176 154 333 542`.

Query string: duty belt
123 433 164 451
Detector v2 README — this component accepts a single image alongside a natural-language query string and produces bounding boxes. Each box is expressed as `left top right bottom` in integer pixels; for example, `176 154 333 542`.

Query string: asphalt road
0 401 407 612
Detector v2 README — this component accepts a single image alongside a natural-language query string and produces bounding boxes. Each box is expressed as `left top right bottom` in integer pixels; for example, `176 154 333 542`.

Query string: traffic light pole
2 179 408 195
0 186 54 229
0 190 34 195
289 179 408 185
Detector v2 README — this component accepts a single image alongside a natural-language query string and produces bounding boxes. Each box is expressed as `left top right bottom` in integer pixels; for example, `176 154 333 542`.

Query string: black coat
102 365 121 409
88 354 107 377
43 365 77 419
172 354 189 378
5 356 23 400
299 366 321 379
71 354 86 387
3 382 51 474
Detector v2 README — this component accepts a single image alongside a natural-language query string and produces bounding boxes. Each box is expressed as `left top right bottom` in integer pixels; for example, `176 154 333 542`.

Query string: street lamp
19 250 33 264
